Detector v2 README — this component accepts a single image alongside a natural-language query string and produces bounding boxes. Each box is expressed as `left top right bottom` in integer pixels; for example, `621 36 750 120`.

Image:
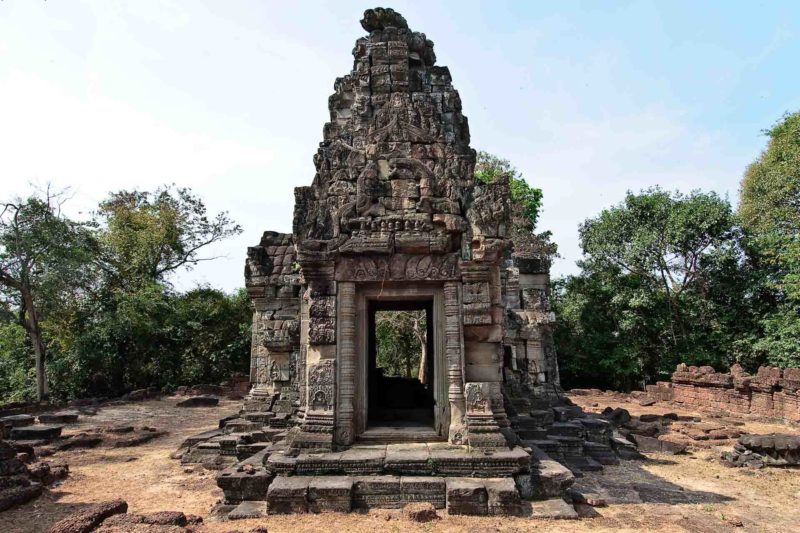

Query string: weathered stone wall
245 231 302 399
647 364 800 423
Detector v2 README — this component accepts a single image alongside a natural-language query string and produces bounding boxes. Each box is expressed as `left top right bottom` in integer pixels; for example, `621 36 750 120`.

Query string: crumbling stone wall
647 364 800 423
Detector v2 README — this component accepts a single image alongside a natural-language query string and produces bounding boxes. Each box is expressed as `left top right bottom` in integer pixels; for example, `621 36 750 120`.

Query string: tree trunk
21 282 48 401
417 341 428 383
412 317 428 384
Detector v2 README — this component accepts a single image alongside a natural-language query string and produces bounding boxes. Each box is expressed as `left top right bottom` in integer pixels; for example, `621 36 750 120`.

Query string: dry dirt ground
1 395 799 533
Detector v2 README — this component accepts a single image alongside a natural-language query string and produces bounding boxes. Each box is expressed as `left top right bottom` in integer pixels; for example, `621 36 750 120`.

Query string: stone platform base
258 475 548 516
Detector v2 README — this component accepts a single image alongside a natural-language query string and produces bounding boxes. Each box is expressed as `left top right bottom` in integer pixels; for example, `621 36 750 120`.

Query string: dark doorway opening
367 299 435 429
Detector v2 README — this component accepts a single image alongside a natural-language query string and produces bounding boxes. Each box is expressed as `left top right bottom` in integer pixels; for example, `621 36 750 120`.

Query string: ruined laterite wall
646 364 800 423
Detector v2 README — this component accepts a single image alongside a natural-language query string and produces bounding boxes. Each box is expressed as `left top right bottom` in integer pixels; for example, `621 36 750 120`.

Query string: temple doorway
367 300 435 427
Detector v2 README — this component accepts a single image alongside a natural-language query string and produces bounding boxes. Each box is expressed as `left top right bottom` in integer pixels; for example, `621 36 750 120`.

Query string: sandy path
1 395 798 532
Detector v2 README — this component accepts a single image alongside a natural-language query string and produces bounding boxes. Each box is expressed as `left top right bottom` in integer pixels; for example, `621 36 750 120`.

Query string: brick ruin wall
646 364 800 423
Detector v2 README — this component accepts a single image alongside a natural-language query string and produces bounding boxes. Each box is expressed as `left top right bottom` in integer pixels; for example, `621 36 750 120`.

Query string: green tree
0 190 98 400
739 111 800 367
97 185 242 289
375 310 426 379
554 188 748 387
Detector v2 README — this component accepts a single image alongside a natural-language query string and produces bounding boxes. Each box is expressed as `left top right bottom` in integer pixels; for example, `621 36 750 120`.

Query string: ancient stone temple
244 6 560 452
180 8 633 517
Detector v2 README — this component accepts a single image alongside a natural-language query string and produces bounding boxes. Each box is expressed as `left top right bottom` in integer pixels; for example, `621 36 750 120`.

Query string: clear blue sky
2 1 798 291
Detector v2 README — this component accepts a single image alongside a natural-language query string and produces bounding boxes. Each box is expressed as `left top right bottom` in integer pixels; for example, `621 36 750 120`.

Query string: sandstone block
47 500 127 533
267 476 309 514
308 476 353 513
445 477 487 516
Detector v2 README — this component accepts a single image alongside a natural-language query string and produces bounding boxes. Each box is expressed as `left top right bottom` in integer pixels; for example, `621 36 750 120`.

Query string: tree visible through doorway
374 310 427 381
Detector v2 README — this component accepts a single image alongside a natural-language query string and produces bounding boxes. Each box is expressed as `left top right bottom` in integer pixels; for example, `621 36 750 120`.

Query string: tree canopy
0 185 248 404
555 188 750 389
738 112 800 367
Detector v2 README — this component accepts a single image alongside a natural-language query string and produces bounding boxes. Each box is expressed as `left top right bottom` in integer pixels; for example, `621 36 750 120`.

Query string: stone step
583 442 619 465
517 428 548 441
180 428 222 449
552 405 584 422
224 421 262 434
524 439 564 462
565 456 604 474
266 445 531 478
527 409 555 426
547 422 585 439
223 461 576 516
243 412 275 424
547 435 585 458
357 426 442 444
579 417 613 445
516 445 575 500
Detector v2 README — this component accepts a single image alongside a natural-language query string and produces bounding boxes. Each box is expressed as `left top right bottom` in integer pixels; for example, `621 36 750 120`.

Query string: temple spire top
360 7 409 32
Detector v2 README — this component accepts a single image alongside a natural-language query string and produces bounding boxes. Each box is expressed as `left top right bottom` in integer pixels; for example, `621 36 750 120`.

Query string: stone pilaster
336 282 356 445
444 281 467 444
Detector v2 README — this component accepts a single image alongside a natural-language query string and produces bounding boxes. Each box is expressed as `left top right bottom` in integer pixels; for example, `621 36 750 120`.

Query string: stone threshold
266 443 531 477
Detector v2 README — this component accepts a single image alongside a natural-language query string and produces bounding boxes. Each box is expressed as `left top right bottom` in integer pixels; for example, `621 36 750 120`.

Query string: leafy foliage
0 190 99 399
375 310 426 378
555 188 750 389
97 186 241 289
0 185 248 404
739 112 800 367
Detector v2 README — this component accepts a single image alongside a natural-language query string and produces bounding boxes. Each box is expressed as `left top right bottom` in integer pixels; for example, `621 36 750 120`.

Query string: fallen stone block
113 430 167 448
604 407 631 427
0 440 16 460
57 434 103 451
630 435 687 455
574 502 603 518
176 396 219 408
10 425 63 441
529 498 578 519
0 414 35 428
179 428 223 449
228 500 268 520
28 461 69 484
567 488 607 507
0 482 43 512
47 499 128 533
0 457 28 476
38 412 80 424
102 511 188 526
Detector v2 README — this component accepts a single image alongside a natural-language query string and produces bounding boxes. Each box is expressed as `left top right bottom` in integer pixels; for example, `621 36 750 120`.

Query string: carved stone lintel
335 254 460 282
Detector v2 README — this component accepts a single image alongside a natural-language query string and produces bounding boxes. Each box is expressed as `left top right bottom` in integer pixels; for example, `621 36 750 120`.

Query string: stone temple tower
196 8 634 516
244 7 564 452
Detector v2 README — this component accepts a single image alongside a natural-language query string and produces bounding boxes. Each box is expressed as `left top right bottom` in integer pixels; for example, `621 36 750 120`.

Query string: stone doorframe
335 281 466 446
